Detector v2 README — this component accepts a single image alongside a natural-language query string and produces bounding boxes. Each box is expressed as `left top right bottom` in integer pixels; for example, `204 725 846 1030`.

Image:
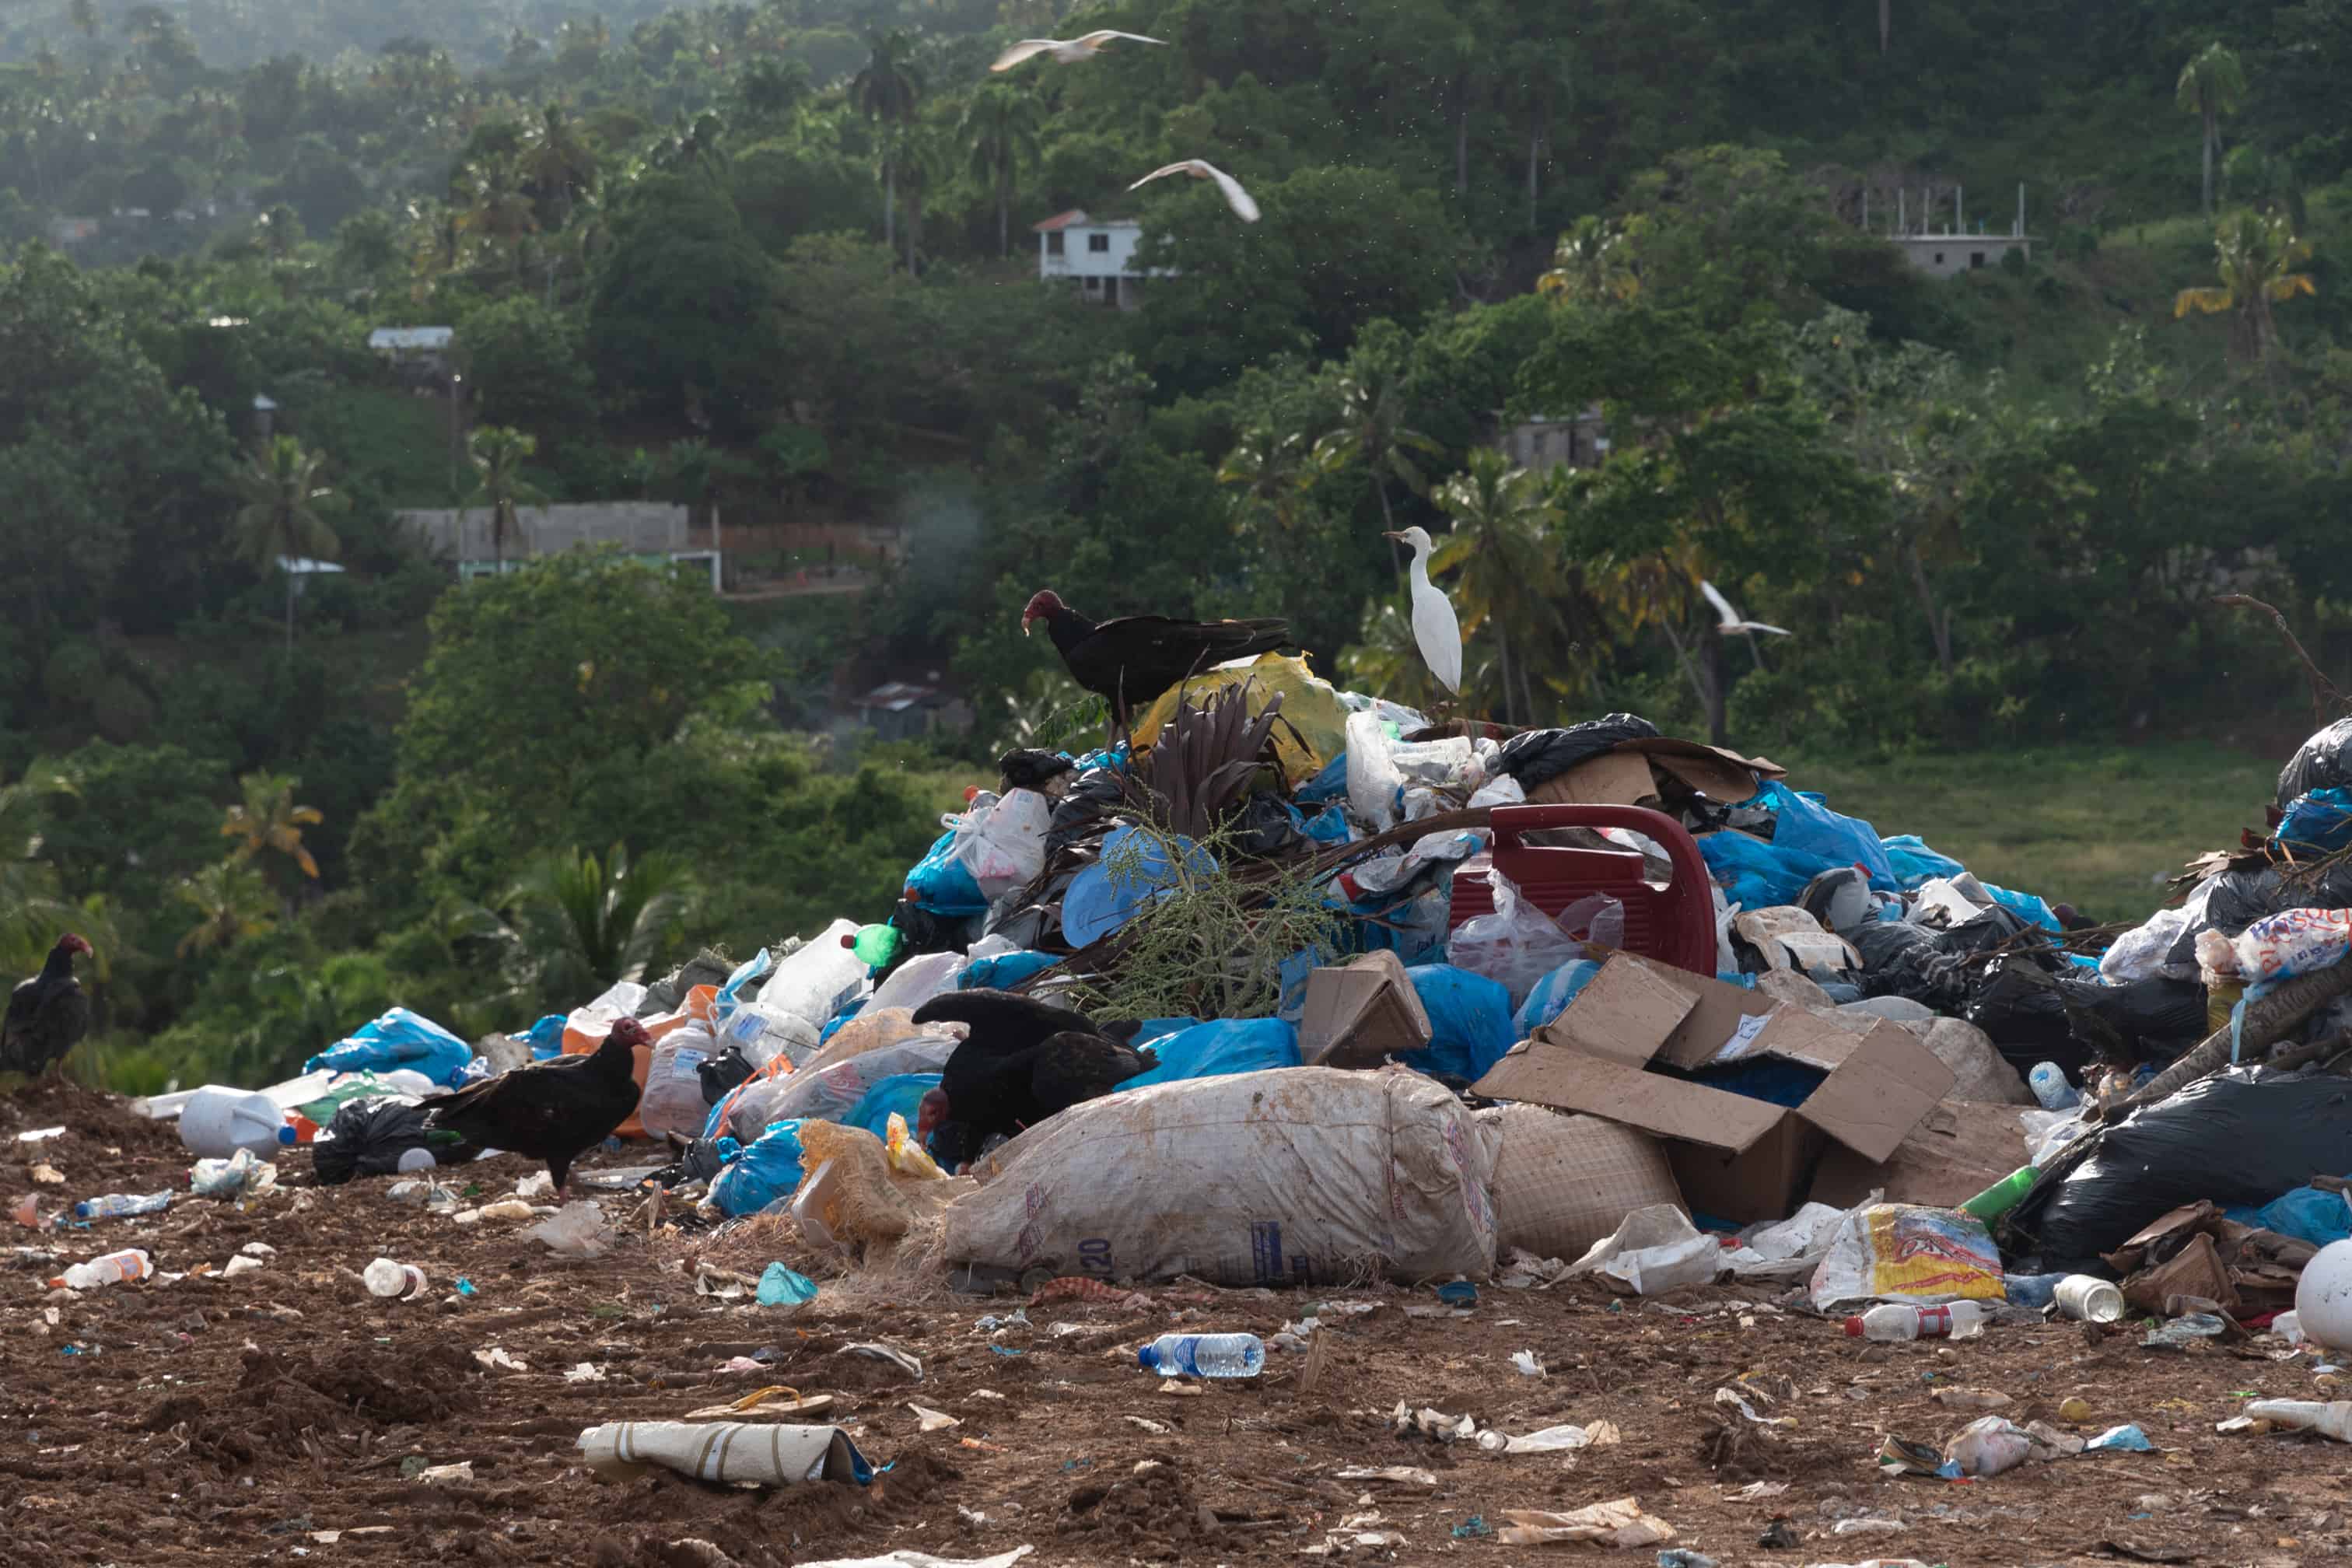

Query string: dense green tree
852 29 923 254
2177 42 2247 216
231 435 345 656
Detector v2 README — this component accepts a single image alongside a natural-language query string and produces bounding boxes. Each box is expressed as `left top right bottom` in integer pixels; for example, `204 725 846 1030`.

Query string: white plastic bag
1808 1203 2005 1310
1345 710 1403 831
1566 1203 1722 1295
1447 871 1581 1006
639 1024 716 1141
958 787 1051 901
724 1033 962 1141
943 1066 1496 1286
865 950 964 1015
757 918 868 1027
2233 908 2352 983
720 1001 821 1071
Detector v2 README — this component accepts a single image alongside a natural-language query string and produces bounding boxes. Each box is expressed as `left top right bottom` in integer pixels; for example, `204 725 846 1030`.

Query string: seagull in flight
992 30 1165 71
1129 159 1260 221
1699 579 1788 638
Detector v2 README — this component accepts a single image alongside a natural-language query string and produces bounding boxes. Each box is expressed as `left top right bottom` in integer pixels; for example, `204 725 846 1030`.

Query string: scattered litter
791 1552 1031 1568
2142 1314 2228 1350
473 1346 527 1372
1495 1496 1677 1548
362 1258 427 1300
412 1462 474 1485
565 1363 605 1383
453 1199 537 1224
16 1127 65 1143
1511 1349 1545 1377
1124 1416 1168 1434
1478 1420 1619 1454
1337 1465 1438 1488
30 1163 63 1185
221 1255 265 1279
909 1403 960 1432
757 1262 818 1307
577 1422 872 1486
841 1342 922 1379
520 1202 612 1258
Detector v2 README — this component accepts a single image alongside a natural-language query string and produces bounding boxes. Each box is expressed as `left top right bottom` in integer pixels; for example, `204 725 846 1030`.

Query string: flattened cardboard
1298 950 1433 1067
1732 908 1861 975
1526 749 1660 808
1622 737 1787 801
1534 954 1696 1067
1810 1098 2030 1210
1472 950 1955 1223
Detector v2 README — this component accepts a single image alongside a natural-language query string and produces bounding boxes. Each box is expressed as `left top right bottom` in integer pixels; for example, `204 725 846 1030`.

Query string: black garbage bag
2279 718 2352 810
1227 791 1309 857
1494 713 1661 793
698 1045 757 1107
999 748 1075 793
313 1097 478 1186
2088 975 2210 1055
2009 1070 2352 1265
649 1134 738 1189
1046 766 1125 853
1857 905 2044 1012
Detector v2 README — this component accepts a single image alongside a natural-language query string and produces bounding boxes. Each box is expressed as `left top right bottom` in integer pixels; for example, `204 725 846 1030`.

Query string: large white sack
944 1066 1496 1286
1477 1104 1684 1262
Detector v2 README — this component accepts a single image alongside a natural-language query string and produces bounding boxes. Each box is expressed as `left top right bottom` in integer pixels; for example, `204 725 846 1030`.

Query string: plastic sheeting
1117 1018 1300 1089
304 1007 474 1087
1513 958 1605 1035
1128 653 1349 789
1396 964 1517 1083
710 1119 807 1217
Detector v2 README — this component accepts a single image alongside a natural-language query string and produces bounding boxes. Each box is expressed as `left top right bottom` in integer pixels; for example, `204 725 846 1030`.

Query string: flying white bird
1385 527 1461 695
991 30 1165 71
1699 579 1789 638
1129 159 1261 222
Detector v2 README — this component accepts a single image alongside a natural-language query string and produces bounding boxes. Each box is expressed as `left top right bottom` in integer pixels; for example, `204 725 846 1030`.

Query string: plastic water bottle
51 1248 153 1289
1843 1301 1994 1342
2028 1062 2079 1111
1137 1332 1265 1378
72 1191 172 1222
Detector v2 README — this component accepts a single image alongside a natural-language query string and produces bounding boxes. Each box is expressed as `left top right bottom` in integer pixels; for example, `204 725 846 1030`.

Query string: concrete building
1878 184 2036 278
1033 209 1167 310
1499 407 1609 471
396 502 723 587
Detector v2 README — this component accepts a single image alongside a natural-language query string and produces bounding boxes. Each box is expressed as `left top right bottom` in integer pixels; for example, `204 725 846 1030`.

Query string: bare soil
5 1079 2347 1568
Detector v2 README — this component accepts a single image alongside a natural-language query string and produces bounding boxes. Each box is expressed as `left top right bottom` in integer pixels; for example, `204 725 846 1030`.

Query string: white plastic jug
758 919 867 1028
179 1087 289 1158
865 949 963 1014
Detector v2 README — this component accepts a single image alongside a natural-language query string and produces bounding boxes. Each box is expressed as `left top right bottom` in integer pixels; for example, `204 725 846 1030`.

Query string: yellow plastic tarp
1127 653 1348 788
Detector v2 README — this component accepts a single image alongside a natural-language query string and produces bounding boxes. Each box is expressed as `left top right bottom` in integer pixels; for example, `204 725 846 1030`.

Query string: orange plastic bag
563 985 719 1140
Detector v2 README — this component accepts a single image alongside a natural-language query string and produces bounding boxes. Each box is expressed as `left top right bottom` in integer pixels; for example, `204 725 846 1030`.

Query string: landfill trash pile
17 654 2352 1563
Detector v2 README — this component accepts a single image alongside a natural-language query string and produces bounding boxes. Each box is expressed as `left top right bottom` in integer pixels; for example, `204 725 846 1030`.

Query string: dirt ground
6 1080 2350 1568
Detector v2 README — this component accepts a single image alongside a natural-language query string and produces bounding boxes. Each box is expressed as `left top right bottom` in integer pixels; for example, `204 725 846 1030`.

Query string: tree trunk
882 159 895 250
1374 478 1402 577
1454 89 1469 196
1496 625 1514 725
998 172 1010 258
283 568 295 658
1901 534 1955 675
2201 108 2216 215
1525 128 1539 229
1878 0 1890 54
1704 632 1727 746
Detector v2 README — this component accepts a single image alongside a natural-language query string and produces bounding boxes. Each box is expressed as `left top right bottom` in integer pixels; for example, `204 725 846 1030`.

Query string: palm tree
232 436 345 657
518 102 597 232
890 121 943 274
1538 214 1643 303
960 85 1041 259
466 425 545 572
1313 369 1442 576
508 842 693 1005
1507 37 1573 230
852 30 924 253
1339 600 1444 716
2176 42 2246 217
0 759 85 968
219 771 324 880
1216 425 1315 525
176 859 278 958
453 151 539 275
1430 448 1565 724
2174 208 2317 370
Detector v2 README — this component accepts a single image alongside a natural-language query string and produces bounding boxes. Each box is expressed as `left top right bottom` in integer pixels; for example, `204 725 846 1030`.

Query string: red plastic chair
1446 803 1717 978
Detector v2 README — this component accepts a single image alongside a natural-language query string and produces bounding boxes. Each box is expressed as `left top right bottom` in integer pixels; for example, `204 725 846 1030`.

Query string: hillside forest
3 0 2352 1088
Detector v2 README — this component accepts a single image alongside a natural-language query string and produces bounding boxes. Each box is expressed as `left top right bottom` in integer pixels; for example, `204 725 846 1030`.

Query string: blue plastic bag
1119 1019 1299 1088
1400 964 1517 1082
1983 883 2063 933
713 948 773 1026
1303 803 1353 844
2232 1184 2352 1248
1759 783 1897 890
844 1073 941 1139
1297 753 1351 805
903 824 988 917
817 996 866 1045
710 1119 807 1217
306 1006 474 1087
522 1013 566 1061
2276 788 2352 856
1514 958 1605 1035
959 950 1060 991
1880 833 1967 890
1699 829 1830 909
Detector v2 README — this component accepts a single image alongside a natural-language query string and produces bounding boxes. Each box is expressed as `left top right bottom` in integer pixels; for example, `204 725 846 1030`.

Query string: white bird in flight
1129 159 1260 221
991 30 1165 71
1385 527 1461 695
1699 579 1788 638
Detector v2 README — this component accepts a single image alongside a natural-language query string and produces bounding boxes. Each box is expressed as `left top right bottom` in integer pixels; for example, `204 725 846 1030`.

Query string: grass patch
1777 743 2278 925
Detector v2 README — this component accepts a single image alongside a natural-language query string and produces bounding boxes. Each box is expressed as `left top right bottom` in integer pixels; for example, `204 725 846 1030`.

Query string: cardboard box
1732 908 1860 975
1527 738 1787 810
1297 950 1433 1067
1809 1098 2030 1210
1469 952 1955 1223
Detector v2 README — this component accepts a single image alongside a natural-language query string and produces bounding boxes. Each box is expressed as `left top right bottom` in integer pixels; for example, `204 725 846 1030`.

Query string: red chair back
1447 803 1717 978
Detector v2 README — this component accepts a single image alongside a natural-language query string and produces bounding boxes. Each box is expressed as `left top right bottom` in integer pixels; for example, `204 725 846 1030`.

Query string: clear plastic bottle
1137 1332 1265 1378
2028 1062 2079 1111
51 1248 153 1289
1843 1301 1994 1342
72 1191 172 1222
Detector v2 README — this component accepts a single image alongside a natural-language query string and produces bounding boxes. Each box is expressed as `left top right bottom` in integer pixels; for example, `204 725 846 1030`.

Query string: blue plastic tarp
904 824 988 916
523 1013 566 1061
2277 789 2352 856
2226 1184 2352 1248
306 1006 474 1087
1699 828 1834 910
1759 783 1898 890
1881 833 1968 891
1398 964 1517 1083
1983 882 2063 933
710 1119 806 1217
845 1073 940 1140
1513 958 1605 1035
959 950 1059 991
1118 1018 1300 1088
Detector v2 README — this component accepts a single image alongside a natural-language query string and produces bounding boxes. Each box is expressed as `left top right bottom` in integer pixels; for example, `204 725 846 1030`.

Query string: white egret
991 30 1165 71
1699 579 1789 637
1384 526 1461 695
1128 159 1261 221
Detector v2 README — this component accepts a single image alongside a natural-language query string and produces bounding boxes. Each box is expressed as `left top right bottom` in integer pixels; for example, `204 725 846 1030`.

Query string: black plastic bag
1046 766 1125 853
698 1045 757 1106
1227 792 1308 857
313 1097 476 1186
1857 905 2042 1012
1964 964 2206 1078
1494 713 1661 793
2010 1070 2352 1265
998 749 1075 793
2279 718 2352 809
649 1135 737 1189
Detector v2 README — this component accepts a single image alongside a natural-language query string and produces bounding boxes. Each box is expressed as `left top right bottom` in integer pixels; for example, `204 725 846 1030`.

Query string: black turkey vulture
1021 589 1292 720
910 988 1147 1169
1 933 93 1079
425 1016 648 1196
